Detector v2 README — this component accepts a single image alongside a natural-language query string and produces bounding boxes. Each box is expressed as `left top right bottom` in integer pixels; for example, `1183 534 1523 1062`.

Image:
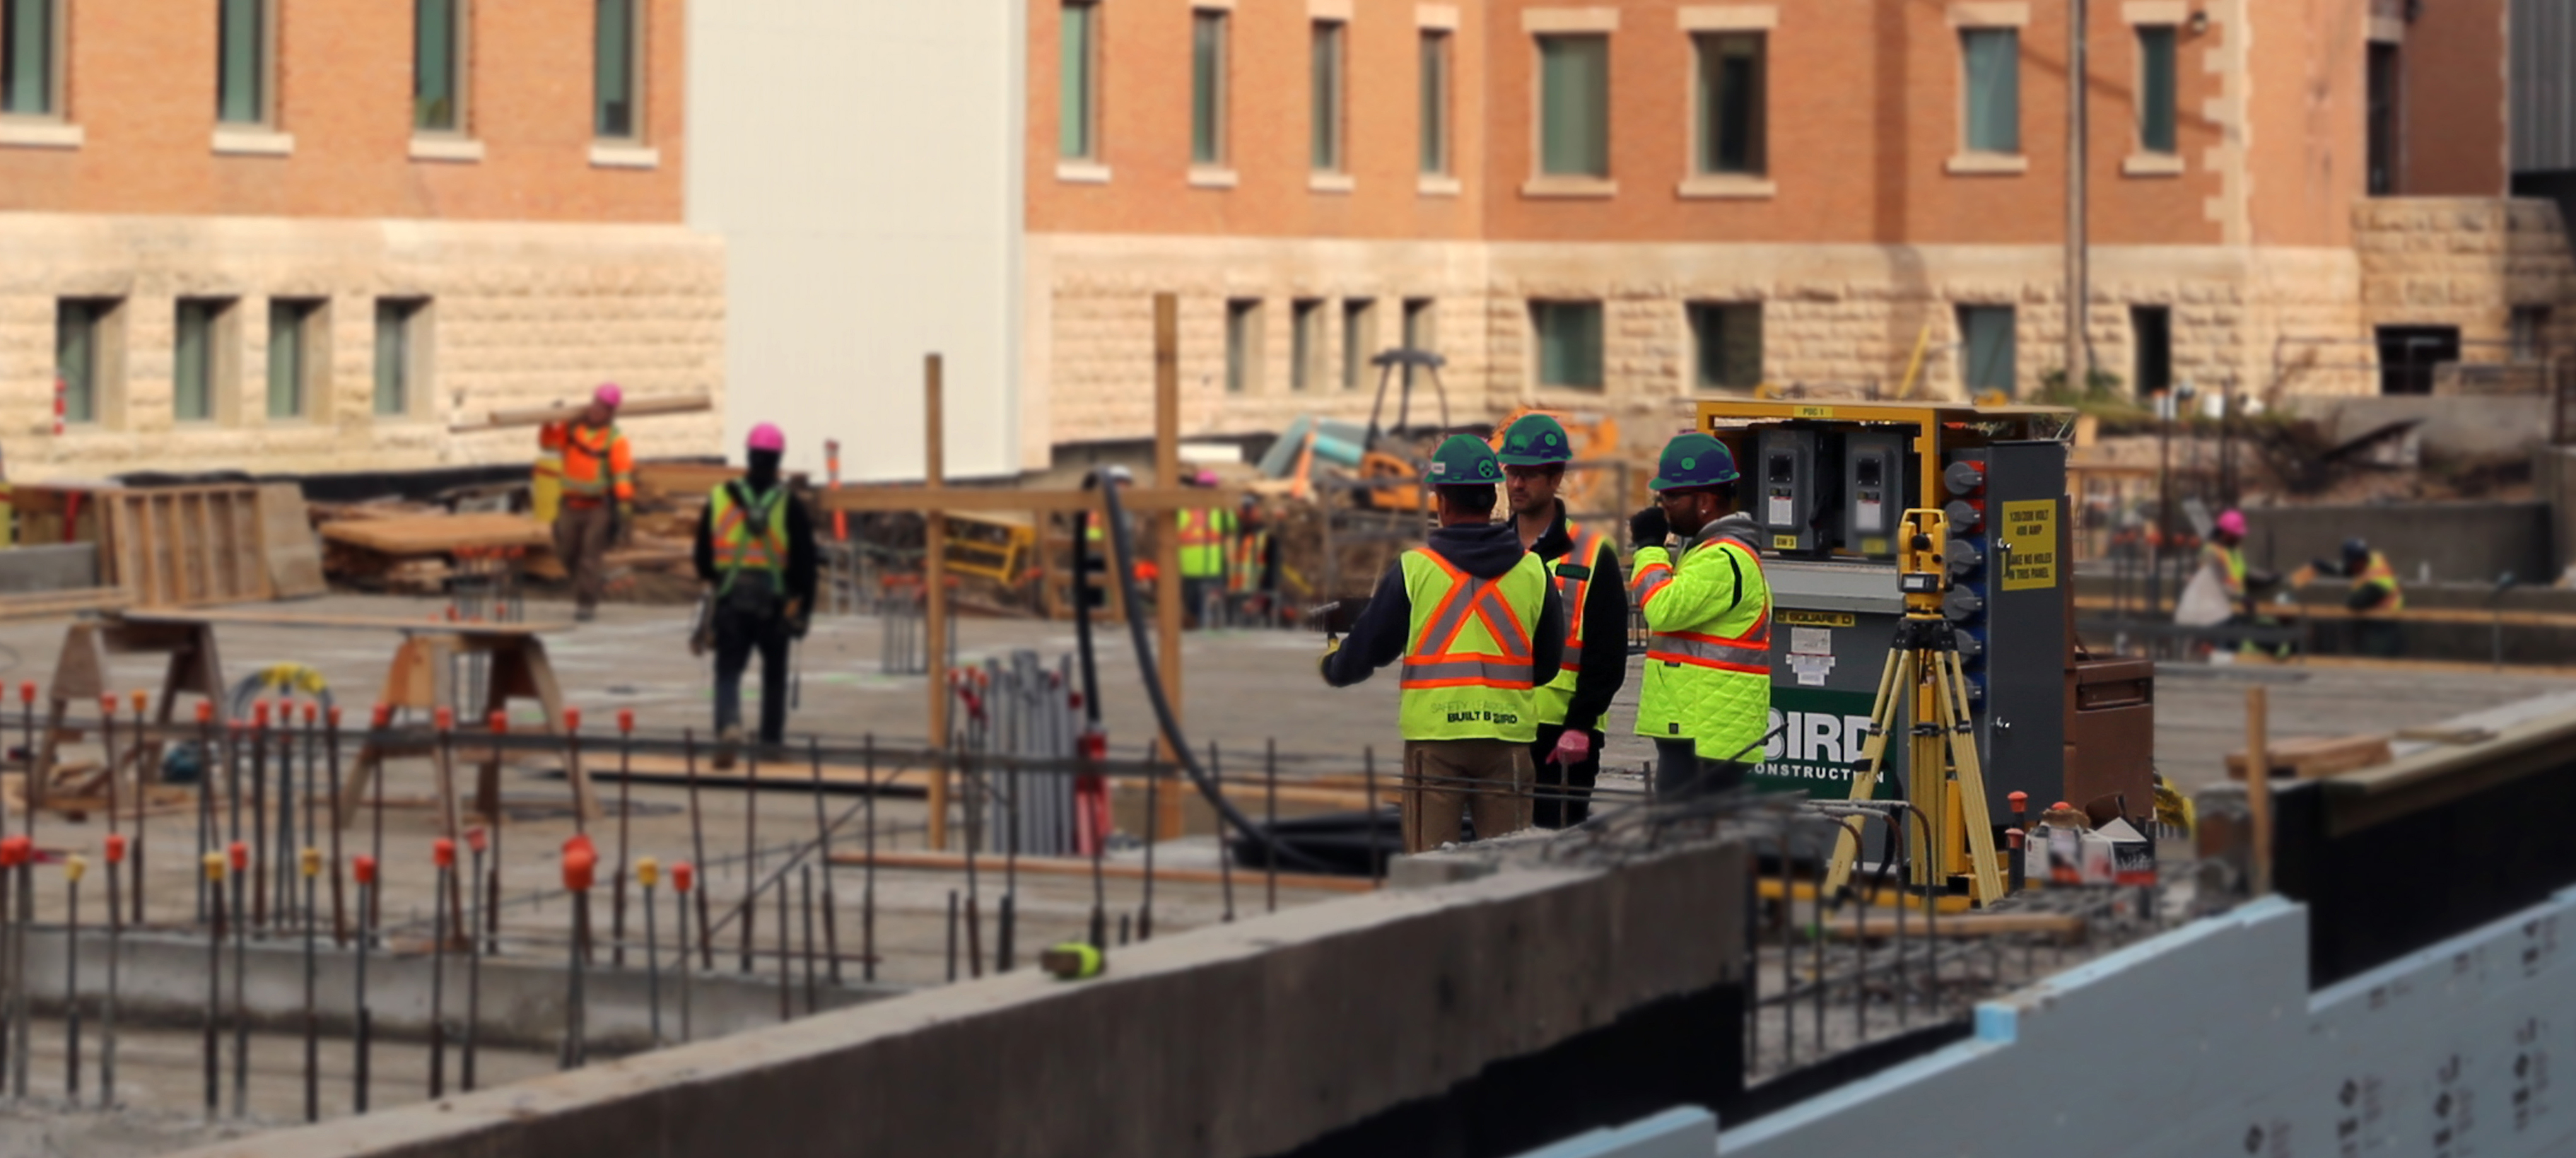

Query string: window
2375 325 2457 395
2136 26 2176 155
1191 10 1227 166
2367 43 2399 196
595 0 641 141
1689 303 1762 391
1402 298 1436 354
1224 299 1260 393
1532 301 1605 390
1960 28 2019 155
1059 1 1099 160
218 0 272 126
173 299 237 423
1958 305 2018 396
1693 33 1765 175
1419 32 1449 175
2 0 61 119
1289 300 1325 392
267 299 323 420
2131 306 2172 395
1537 35 1609 177
416 0 465 134
1342 298 1376 391
375 300 429 416
1311 21 1345 173
56 298 113 424
2512 306 2552 363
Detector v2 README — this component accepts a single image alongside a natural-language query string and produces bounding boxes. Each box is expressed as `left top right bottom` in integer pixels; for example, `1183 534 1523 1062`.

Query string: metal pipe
1265 739 1279 914
353 858 374 1114
1212 742 1233 923
429 841 451 1098
614 713 634 970
862 736 877 984
64 856 81 1102
325 708 347 946
464 831 485 1092
105 834 122 1107
811 737 840 985
1140 754 1157 941
775 873 791 1019
741 748 759 974
228 839 246 1117
640 860 662 1046
686 730 713 971
204 853 223 1121
301 845 319 1122
674 862 694 1042
800 866 818 1014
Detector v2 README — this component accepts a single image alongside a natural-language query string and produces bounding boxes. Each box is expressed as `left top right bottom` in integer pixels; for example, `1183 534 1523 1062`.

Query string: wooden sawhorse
37 615 225 812
338 623 598 831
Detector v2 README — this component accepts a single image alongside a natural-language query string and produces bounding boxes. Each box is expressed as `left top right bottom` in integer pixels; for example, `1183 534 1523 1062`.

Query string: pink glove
1547 730 1592 766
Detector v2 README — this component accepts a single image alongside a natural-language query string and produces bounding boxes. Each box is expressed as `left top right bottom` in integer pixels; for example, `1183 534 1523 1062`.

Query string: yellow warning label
1999 500 2059 591
1772 534 1801 551
1777 609 1858 628
1792 405 1835 419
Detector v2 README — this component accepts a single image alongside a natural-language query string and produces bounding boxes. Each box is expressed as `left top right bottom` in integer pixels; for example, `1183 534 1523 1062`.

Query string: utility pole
2065 0 2090 391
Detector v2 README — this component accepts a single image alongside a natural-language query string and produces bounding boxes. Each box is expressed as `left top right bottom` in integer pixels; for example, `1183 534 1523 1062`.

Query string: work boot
713 724 742 770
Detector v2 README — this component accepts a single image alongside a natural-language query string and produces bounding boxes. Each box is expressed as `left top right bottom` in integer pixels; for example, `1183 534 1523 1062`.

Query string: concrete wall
2 214 724 482
172 838 1747 1158
2243 500 2550 585
1725 891 2576 1155
686 0 1025 481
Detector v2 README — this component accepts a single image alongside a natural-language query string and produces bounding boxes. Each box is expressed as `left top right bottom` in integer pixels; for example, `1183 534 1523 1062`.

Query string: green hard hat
1426 434 1504 487
1496 413 1573 466
1649 433 1739 491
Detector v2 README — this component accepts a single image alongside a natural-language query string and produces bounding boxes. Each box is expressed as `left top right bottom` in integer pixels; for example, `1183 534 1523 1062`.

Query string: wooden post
925 354 951 851
1152 295 1186 841
2245 685 2270 897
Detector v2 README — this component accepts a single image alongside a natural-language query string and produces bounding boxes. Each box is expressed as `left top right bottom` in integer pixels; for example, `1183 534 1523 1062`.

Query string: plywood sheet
320 513 551 556
257 482 327 598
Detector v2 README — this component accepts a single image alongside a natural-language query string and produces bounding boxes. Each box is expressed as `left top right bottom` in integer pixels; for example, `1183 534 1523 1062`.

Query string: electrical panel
1840 433 1904 558
1755 428 1829 556
1940 443 2068 819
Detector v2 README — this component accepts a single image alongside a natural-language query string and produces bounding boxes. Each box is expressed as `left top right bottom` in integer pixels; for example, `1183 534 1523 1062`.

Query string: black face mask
747 449 782 491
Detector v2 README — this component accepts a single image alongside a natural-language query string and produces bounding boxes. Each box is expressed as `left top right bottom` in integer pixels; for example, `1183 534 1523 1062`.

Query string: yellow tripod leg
1941 650 2007 904
1822 649 1909 896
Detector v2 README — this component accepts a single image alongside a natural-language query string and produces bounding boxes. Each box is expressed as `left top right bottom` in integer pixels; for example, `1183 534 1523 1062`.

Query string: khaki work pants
1401 739 1533 853
553 501 614 612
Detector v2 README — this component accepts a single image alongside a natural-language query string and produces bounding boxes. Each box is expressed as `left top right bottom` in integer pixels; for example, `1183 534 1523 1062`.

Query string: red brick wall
0 0 684 221
2397 0 2507 197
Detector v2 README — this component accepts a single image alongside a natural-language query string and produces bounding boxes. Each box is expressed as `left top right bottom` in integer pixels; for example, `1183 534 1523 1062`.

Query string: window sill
1188 167 1239 189
589 143 661 170
1309 172 1355 194
409 136 486 163
1055 160 1113 184
0 121 82 149
1677 173 1776 199
1418 174 1462 197
1944 152 2029 175
1521 175 1617 199
2121 152 2184 177
212 128 295 157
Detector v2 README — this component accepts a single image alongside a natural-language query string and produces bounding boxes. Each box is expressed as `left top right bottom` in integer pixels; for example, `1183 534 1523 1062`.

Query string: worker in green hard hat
1628 431 1773 799
1496 413 1627 828
1323 435 1566 851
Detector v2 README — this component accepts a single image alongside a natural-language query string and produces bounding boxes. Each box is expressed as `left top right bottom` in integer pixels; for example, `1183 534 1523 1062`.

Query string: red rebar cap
372 703 392 728
328 705 342 727
433 838 456 868
104 833 126 864
97 694 115 713
465 826 488 854
561 834 597 892
195 701 214 723
353 855 378 886
489 710 508 735
564 706 582 732
671 861 694 894
2006 828 2025 850
2008 792 2029 807
0 836 26 867
16 682 32 704
253 701 271 726
302 701 319 723
227 841 249 873
434 706 454 732
618 708 635 734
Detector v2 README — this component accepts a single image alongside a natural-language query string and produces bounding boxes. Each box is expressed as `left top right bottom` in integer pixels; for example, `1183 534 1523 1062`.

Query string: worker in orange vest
541 383 635 621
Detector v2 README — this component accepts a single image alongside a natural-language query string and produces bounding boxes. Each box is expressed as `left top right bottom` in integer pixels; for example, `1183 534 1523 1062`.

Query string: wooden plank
447 392 713 433
827 850 1375 894
0 589 129 621
319 512 552 556
816 484 1239 516
115 609 568 636
2225 733 2394 781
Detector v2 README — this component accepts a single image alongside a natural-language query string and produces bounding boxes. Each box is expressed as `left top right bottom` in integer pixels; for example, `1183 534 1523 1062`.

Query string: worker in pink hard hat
693 421 819 761
541 383 635 621
2199 507 2284 651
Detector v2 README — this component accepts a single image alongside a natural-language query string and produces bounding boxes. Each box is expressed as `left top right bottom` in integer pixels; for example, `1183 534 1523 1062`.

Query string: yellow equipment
1822 507 2007 906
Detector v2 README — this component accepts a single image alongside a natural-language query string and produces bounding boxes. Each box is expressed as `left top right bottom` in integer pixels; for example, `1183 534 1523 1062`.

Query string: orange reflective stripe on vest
1400 552 1537 691
1644 540 1771 674
1553 528 1606 674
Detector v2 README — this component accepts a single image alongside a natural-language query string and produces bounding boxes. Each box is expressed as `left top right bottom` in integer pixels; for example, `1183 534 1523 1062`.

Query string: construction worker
2199 508 2285 652
542 383 635 621
1176 469 1235 628
1629 432 1772 798
1321 435 1565 851
1496 414 1626 829
2293 537 2406 657
693 423 819 756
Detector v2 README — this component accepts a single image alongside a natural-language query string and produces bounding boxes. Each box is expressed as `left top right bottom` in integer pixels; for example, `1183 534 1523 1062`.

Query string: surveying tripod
1821 508 2007 906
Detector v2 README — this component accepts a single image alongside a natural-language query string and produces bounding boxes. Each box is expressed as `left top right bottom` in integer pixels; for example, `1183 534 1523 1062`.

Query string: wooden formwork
102 485 272 607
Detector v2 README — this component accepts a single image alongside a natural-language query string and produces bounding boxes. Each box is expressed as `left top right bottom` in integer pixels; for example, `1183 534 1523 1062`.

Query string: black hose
1095 471 1335 873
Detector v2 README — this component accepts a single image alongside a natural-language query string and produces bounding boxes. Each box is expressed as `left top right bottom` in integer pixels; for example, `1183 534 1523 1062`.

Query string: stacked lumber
102 486 272 607
2224 734 2395 781
320 511 552 594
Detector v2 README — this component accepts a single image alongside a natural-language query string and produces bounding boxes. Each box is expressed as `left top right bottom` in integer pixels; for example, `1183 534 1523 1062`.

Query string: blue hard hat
1649 433 1739 491
1496 414 1573 466
1426 435 1504 486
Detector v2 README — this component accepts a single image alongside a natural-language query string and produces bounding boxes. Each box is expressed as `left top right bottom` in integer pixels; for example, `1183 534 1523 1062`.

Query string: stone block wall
2355 197 2576 352
0 214 724 483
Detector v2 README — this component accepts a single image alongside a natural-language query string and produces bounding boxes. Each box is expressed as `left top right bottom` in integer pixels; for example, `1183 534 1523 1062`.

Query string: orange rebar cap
671 861 694 894
561 834 598 892
433 838 456 868
105 833 126 864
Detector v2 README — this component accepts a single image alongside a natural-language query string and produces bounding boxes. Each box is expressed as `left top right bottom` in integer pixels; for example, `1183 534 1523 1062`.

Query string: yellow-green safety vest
2354 551 2404 612
1630 534 1773 762
1535 526 1611 728
708 482 789 595
1396 548 1550 743
1177 508 1234 579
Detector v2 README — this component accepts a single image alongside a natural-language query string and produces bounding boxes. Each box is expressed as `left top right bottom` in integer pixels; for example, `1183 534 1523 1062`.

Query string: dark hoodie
1527 500 1629 735
1321 520 1566 689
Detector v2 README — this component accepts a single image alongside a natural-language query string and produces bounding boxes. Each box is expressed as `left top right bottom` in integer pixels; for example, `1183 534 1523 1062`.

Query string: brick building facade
1021 0 2567 453
0 0 720 482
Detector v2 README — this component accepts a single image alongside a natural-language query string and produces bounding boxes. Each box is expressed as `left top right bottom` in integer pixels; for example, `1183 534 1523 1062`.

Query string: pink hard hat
2215 509 2247 537
1190 469 1220 487
747 423 786 453
592 383 623 408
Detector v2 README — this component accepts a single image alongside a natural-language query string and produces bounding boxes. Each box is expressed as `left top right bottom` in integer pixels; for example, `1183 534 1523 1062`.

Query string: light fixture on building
2189 9 2210 35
